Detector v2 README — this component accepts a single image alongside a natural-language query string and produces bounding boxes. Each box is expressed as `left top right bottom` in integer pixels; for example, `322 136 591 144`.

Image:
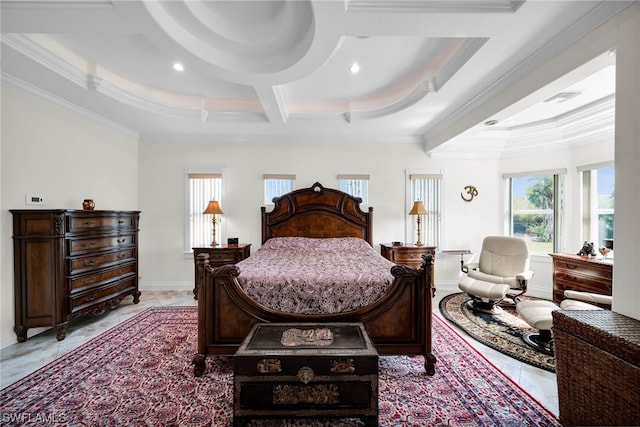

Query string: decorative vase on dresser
10 209 141 342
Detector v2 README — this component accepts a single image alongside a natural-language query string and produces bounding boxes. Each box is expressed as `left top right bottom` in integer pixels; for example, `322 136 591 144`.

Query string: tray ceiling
0 1 629 155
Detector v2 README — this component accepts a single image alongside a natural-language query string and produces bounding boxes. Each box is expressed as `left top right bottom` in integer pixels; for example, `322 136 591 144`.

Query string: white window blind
264 174 295 204
338 174 369 204
187 173 223 250
408 173 442 247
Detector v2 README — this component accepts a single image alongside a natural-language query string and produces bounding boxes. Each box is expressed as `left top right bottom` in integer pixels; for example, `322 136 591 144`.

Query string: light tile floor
0 290 558 417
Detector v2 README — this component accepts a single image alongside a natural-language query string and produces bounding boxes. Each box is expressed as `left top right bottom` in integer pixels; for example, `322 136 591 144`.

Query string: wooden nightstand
380 243 436 287
192 243 251 299
380 243 436 269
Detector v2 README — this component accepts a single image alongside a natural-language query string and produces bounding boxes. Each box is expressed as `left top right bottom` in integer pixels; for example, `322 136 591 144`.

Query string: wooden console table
549 253 612 305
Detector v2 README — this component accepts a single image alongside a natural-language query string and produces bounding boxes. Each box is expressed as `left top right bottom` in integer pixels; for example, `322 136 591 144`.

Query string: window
186 172 223 251
338 174 369 204
263 174 295 204
505 169 565 254
579 162 614 247
408 173 442 247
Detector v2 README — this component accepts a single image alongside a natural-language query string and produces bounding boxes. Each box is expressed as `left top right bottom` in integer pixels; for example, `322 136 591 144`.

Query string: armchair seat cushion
467 270 519 288
459 276 510 300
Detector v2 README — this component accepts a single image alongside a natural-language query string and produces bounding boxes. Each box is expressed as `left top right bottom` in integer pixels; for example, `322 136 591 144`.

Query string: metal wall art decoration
281 328 334 347
461 185 478 202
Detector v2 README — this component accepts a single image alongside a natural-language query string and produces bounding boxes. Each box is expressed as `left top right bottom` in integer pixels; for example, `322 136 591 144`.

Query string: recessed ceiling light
173 62 184 72
349 63 360 74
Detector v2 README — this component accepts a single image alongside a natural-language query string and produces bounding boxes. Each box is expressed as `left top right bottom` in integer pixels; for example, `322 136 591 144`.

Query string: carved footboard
194 253 435 376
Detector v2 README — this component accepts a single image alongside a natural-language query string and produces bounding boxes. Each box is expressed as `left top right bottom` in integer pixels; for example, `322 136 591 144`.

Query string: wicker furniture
233 322 378 426
553 310 640 426
194 182 435 376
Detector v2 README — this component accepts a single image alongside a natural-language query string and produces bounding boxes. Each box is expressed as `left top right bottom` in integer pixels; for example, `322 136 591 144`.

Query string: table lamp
203 200 224 246
408 200 428 246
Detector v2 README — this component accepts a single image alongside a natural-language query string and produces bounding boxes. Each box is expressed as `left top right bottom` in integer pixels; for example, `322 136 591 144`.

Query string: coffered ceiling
0 1 630 154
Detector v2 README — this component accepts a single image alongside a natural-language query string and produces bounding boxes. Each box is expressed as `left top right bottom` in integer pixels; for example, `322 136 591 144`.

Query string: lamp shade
408 201 428 215
203 200 224 215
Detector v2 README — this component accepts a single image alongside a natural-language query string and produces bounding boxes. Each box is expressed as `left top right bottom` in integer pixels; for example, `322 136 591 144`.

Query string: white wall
0 84 140 347
137 134 617 301
137 137 504 291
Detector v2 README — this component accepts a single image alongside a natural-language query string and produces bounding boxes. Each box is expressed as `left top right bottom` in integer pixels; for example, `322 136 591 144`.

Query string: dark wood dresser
11 209 141 342
192 243 251 299
549 253 612 305
233 322 378 426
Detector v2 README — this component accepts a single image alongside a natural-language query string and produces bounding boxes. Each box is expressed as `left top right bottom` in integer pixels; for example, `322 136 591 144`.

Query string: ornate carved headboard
261 182 373 245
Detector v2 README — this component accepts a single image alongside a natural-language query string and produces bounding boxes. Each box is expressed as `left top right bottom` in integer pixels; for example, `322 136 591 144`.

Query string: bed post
193 253 210 377
422 253 436 376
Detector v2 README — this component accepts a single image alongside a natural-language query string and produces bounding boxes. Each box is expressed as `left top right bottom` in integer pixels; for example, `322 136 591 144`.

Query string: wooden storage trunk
233 322 378 426
553 310 640 426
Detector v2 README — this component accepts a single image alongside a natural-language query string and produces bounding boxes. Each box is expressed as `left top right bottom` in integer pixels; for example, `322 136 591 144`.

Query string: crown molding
346 0 524 14
2 72 139 138
428 96 615 159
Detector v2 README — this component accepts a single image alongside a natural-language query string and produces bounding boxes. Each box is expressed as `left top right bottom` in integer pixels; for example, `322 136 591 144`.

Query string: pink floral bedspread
235 237 396 314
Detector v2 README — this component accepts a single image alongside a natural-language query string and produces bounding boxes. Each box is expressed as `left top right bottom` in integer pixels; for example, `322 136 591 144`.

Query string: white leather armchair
459 236 533 314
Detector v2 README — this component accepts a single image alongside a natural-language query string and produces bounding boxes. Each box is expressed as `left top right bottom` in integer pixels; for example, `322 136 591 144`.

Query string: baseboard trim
139 283 193 291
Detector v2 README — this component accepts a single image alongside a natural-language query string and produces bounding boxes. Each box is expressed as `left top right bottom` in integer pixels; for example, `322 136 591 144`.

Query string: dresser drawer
553 271 612 295
70 277 136 313
70 263 136 293
69 234 135 255
207 250 241 265
67 214 136 233
392 249 431 264
553 259 613 281
69 249 136 275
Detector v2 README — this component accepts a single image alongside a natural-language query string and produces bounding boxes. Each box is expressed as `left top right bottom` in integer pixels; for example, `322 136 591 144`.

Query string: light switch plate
25 194 44 205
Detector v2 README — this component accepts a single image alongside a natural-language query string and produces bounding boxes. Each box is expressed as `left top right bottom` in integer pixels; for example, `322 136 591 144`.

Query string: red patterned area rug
1 307 559 426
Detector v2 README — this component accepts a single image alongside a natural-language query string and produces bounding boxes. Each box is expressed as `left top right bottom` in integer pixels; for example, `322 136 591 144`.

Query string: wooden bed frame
193 182 436 376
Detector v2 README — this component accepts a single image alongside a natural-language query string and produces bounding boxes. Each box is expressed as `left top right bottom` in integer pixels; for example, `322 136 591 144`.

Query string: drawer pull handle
564 263 578 270
81 242 97 248
85 221 96 226
82 294 97 303
83 277 97 285
409 254 416 258
562 274 577 281
84 260 96 267
117 253 127 259
118 220 125 224
117 238 126 244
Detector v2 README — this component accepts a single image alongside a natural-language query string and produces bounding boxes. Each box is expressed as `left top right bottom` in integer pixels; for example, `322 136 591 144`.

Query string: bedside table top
380 243 437 250
193 243 251 250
